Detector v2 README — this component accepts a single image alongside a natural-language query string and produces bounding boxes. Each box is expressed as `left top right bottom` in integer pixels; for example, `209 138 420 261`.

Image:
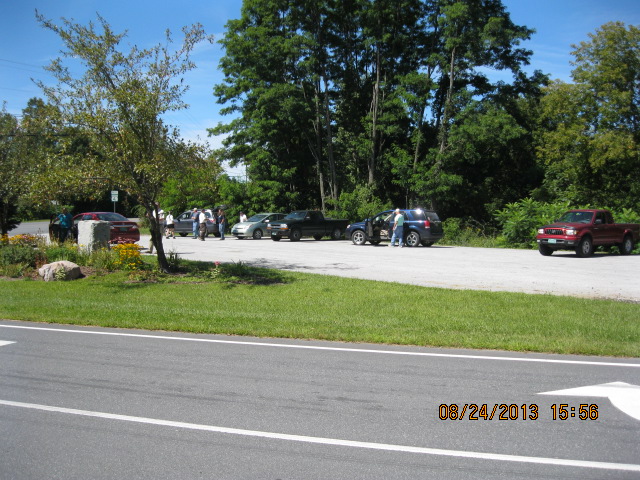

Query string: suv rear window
409 210 440 221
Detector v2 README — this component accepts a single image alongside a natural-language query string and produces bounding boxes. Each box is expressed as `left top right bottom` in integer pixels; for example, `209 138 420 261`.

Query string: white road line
1 323 639 368
1 399 638 472
0 340 15 347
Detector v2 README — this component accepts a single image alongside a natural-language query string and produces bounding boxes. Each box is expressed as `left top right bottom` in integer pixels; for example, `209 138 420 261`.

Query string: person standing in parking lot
218 209 227 240
165 211 175 239
389 208 404 247
57 208 73 243
198 209 207 241
191 208 199 239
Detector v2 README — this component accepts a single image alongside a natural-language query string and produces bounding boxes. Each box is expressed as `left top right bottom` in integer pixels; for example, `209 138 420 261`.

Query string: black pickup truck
267 210 349 241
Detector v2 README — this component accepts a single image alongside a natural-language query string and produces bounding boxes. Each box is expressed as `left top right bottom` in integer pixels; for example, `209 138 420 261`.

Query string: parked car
267 210 349 241
536 209 639 257
231 213 286 239
346 209 443 247
49 212 140 244
173 210 219 237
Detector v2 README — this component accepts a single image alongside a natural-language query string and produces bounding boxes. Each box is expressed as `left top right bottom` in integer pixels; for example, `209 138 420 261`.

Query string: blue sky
1 0 639 168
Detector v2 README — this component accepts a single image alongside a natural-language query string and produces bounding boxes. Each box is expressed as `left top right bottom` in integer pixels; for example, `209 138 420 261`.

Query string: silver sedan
231 213 285 239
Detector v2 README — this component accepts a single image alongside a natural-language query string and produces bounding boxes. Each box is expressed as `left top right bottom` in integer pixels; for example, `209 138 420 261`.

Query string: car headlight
280 224 287 229
537 228 544 234
566 228 577 236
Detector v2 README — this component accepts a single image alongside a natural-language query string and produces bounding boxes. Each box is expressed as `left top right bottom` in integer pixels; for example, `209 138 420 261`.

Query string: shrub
87 248 118 271
44 244 84 264
442 217 501 248
112 243 144 271
327 185 391 222
495 199 569 248
0 263 31 278
0 245 37 267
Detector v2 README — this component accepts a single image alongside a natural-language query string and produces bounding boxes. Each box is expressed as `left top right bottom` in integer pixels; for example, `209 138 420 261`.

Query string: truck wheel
619 235 634 255
405 231 420 247
538 244 553 256
252 229 263 240
331 228 342 240
351 230 366 245
290 229 302 241
271 235 281 241
576 236 593 257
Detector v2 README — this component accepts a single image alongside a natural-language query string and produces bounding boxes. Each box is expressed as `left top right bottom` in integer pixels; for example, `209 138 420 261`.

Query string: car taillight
424 219 431 228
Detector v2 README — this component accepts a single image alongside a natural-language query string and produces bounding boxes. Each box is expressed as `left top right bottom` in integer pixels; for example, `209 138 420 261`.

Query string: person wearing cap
190 208 199 239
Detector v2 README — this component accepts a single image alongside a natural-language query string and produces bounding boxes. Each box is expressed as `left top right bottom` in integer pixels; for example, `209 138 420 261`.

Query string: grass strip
1 270 639 357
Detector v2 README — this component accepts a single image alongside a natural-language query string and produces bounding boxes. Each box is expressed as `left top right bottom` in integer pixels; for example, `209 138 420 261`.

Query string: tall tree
424 0 534 211
536 22 640 209
212 0 539 219
0 105 22 234
213 0 322 210
36 13 213 271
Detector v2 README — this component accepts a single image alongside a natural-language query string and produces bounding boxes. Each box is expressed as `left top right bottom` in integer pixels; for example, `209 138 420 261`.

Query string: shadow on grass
171 259 293 286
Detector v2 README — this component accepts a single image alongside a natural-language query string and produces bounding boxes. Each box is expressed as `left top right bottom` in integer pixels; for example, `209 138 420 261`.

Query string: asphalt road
1 322 639 479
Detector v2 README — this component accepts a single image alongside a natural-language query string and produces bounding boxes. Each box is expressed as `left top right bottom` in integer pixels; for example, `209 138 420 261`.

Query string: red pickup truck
536 209 639 257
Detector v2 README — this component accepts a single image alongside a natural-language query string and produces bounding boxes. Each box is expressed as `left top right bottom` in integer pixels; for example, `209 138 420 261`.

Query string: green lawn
2 268 638 357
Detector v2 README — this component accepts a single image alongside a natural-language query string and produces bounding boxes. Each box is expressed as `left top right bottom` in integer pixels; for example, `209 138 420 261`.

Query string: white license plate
548 239 557 244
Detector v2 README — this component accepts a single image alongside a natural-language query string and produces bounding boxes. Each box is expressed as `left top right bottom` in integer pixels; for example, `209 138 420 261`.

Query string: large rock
38 261 82 282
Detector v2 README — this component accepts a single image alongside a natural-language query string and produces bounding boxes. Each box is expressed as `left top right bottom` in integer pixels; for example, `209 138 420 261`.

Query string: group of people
151 205 247 242
188 207 228 241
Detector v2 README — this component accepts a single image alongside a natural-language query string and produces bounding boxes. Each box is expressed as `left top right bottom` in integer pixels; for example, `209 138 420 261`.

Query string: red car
50 212 140 244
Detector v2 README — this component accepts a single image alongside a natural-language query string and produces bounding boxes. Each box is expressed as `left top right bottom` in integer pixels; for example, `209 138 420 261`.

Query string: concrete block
78 220 110 252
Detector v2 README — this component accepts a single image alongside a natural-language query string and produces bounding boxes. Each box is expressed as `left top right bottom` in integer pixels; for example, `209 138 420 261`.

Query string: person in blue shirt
57 208 73 243
218 209 227 240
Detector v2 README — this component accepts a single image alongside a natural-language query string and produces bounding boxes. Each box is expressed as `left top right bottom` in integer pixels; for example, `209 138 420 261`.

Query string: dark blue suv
346 209 444 247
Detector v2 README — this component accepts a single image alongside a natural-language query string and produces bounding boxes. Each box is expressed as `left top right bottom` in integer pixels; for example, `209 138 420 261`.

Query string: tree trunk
368 47 382 186
146 206 170 273
313 80 326 212
430 47 456 211
322 76 338 202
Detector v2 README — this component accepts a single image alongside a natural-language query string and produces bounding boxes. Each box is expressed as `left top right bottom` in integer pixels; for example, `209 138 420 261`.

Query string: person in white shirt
165 211 175 239
198 209 207 241
239 211 248 223
152 202 165 229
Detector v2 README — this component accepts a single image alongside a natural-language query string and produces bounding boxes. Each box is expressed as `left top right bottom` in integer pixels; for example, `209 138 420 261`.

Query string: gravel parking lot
146 234 640 302
11 222 638 301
